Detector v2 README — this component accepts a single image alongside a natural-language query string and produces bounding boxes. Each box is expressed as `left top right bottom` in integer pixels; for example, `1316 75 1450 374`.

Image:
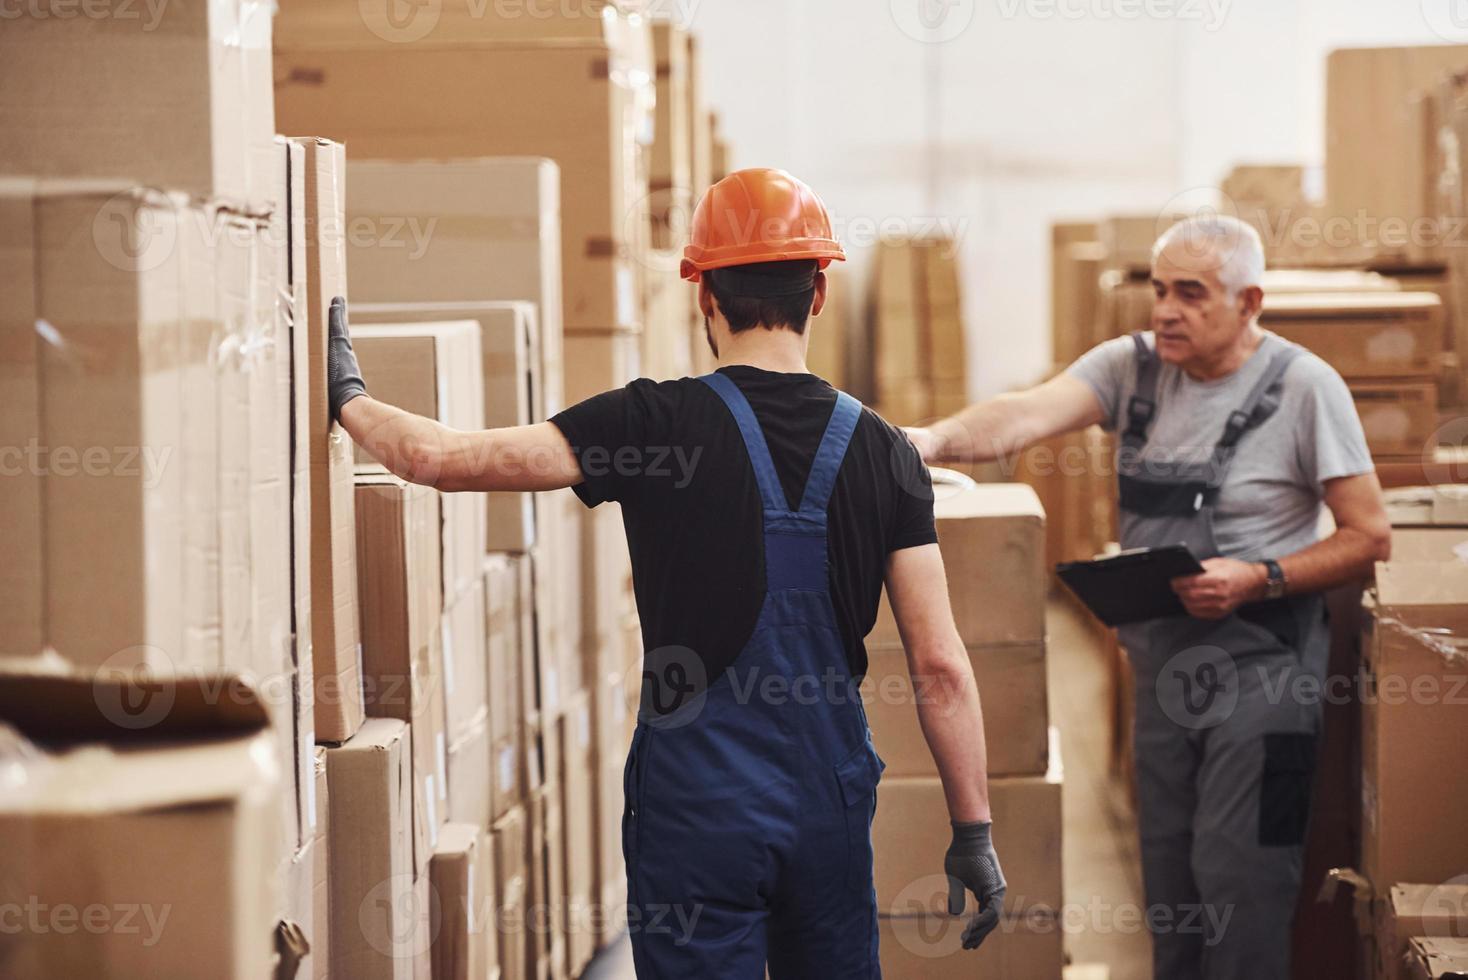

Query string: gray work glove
944 819 1006 949
327 295 367 421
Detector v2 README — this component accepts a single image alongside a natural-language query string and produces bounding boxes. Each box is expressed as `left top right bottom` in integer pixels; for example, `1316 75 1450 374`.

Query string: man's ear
810 270 828 317
698 279 716 320
1238 284 1264 322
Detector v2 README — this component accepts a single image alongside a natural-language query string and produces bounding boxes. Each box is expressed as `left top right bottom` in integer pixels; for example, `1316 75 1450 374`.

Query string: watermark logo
91 192 178 275
359 0 441 42
640 645 707 729
995 0 1231 31
92 646 177 731
359 874 438 959
1422 0 1468 42
1156 645 1238 729
891 0 975 43
1420 875 1468 935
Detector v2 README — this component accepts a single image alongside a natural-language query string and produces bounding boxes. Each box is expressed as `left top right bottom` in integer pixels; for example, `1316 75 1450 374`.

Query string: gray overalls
1114 333 1330 980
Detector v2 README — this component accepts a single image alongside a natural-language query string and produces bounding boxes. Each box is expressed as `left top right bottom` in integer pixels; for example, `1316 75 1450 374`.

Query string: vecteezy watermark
359 875 438 960
358 0 702 44
1422 0 1468 42
995 0 1231 30
891 0 976 43
0 0 169 29
0 439 173 490
1155 645 1240 730
0 897 172 947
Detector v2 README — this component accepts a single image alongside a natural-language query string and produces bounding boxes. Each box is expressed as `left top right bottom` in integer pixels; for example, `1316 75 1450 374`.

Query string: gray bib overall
1114 333 1330 980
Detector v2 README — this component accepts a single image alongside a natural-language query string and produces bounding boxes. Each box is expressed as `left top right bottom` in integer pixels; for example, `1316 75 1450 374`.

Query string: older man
908 215 1391 979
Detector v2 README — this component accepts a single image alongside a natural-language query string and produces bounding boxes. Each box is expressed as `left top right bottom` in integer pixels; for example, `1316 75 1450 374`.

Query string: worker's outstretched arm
329 297 583 493
907 372 1104 464
884 542 1005 949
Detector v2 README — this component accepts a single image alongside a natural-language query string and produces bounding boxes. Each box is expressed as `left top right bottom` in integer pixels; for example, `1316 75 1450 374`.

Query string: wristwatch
1260 559 1287 600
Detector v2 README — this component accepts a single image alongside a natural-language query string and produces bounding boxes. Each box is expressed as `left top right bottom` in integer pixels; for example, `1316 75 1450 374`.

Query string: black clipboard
1056 545 1205 626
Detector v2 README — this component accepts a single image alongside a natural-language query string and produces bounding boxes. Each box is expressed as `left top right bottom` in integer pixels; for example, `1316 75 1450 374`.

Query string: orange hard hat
681 168 846 282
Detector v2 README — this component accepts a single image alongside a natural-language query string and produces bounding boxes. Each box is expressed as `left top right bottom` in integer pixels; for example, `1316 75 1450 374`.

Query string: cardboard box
565 328 643 405
493 806 530 980
326 718 419 980
530 492 584 720
650 20 694 250
4 184 217 668
487 555 525 747
353 301 547 553
1361 565 1468 886
1326 45 1468 266
1261 292 1444 379
578 503 634 692
528 786 568 980
1351 382 1438 459
443 578 489 743
430 823 497 980
1097 270 1154 341
873 765 1063 916
311 747 331 980
448 706 491 830
559 693 598 975
1377 883 1468 980
343 159 564 417
352 320 487 604
0 0 275 210
1384 485 1468 528
292 136 365 744
356 475 443 720
872 481 1047 647
1405 937 1468 980
280 42 640 331
878 911 1064 980
1391 527 1468 562
862 641 1049 778
0 672 284 979
1099 215 1176 275
412 654 449 879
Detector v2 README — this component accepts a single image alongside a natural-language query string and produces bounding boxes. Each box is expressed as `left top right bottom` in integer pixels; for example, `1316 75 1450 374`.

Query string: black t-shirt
549 366 937 697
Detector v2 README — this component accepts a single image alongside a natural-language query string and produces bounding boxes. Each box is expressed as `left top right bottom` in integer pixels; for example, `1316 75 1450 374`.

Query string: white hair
1151 213 1265 298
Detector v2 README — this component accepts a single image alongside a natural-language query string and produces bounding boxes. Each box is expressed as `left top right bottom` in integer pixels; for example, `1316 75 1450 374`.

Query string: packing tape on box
1375 614 1468 665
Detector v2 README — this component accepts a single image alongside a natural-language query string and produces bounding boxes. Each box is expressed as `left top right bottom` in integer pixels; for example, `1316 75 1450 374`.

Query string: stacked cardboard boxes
871 237 970 425
1260 292 1445 460
863 479 1063 978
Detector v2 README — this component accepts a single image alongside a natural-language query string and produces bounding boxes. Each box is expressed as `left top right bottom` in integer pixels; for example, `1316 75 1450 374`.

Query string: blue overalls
623 372 887 979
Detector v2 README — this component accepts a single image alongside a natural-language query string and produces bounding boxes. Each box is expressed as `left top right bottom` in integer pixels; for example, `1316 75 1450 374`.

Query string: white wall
680 0 1467 398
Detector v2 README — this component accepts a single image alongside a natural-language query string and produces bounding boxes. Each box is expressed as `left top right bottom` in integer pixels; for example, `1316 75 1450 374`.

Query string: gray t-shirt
1067 331 1374 561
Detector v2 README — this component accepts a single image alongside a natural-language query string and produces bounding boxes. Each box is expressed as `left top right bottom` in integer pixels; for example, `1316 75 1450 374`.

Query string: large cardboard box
448 711 491 831
559 693 598 975
873 764 1063 916
872 481 1047 648
1405 938 1468 980
355 476 443 719
1390 526 1468 562
1261 293 1444 379
344 159 564 417
283 745 332 980
352 320 487 605
493 806 530 980
0 0 275 210
650 20 694 250
278 39 642 331
1351 382 1439 459
878 912 1064 980
443 578 490 743
1377 883 1468 980
565 328 643 405
487 558 527 825
0 672 284 980
1326 45 1468 267
528 786 568 980
1361 564 1468 886
430 823 498 980
533 490 585 719
0 188 42 659
354 301 547 554
862 641 1049 778
326 718 419 980
292 136 365 743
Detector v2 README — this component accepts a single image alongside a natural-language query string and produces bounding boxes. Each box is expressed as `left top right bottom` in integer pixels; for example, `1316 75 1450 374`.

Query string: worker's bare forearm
928 396 1032 465
1280 526 1389 595
339 395 463 488
909 637 992 823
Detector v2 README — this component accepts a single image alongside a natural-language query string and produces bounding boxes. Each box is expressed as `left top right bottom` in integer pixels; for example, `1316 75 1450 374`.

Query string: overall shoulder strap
1123 332 1161 451
1207 338 1306 486
699 372 789 514
797 392 863 519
